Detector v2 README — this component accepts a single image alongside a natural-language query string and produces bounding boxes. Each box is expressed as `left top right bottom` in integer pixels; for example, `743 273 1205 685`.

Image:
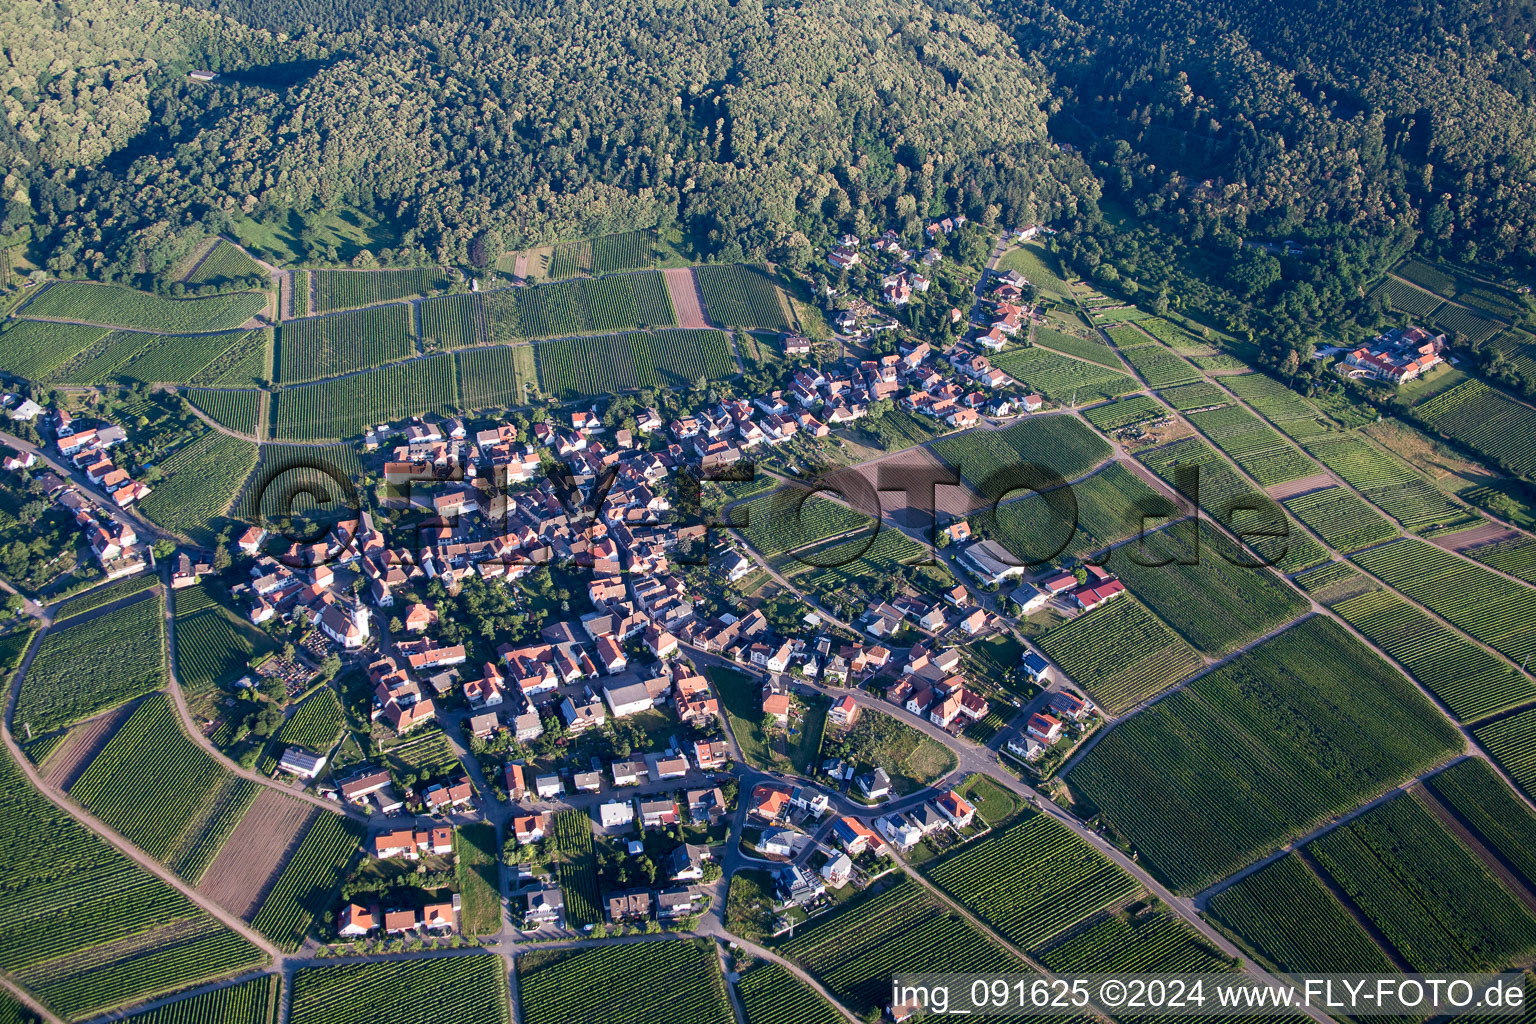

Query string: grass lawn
958 774 1024 824
229 206 400 267
455 822 501 935
708 666 826 774
725 868 779 942
825 708 957 794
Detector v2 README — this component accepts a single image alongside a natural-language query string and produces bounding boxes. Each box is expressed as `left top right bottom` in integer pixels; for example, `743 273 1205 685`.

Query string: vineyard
138 430 259 542
456 344 537 408
1427 758 1536 895
1113 522 1308 656
1207 853 1395 974
270 355 458 440
990 346 1142 403
1369 277 1443 318
519 941 731 1024
250 812 363 950
1221 372 1332 437
275 304 415 382
989 460 1180 566
1136 317 1208 351
1473 708 1536 800
694 264 792 330
1433 303 1506 346
1119 342 1202 389
483 272 676 341
997 243 1069 296
1082 395 1165 430
735 488 875 557
15 597 165 734
290 955 508 1024
0 743 264 1021
924 813 1142 950
1036 597 1204 715
1067 615 1463 892
276 688 344 750
778 877 1023 1015
1465 536 1536 585
1303 432 1470 530
185 241 268 290
19 281 266 332
1415 379 1536 478
1352 538 1536 664
53 573 157 621
1331 588 1535 721
1032 326 1126 369
183 389 262 435
1185 404 1316 485
533 328 735 398
591 230 656 273
311 267 449 312
188 330 269 388
736 963 843 1024
1282 487 1399 553
1157 380 1230 411
68 693 244 865
236 443 365 523
1309 792 1536 971
930 414 1112 496
1036 905 1233 974
1292 560 1366 594
788 529 959 615
54 328 260 386
0 320 110 379
551 809 600 928
419 293 485 350
122 974 278 1024
174 585 276 693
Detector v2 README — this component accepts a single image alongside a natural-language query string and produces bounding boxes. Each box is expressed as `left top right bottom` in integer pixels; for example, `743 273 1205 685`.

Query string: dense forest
0 0 1086 285
3 0 1535 369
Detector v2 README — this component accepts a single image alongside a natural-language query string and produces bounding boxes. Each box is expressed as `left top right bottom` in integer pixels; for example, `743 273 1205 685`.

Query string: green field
182 388 262 434
277 687 344 751
1037 596 1204 715
138 430 259 543
924 812 1142 950
54 327 262 386
19 281 266 332
1208 853 1397 974
1112 522 1309 656
736 963 843 1024
0 745 264 1021
185 241 268 290
14 597 165 734
173 584 278 692
1186 404 1316 486
708 666 826 775
250 813 363 951
1331 588 1535 722
827 707 956 794
122 974 278 1024
694 264 792 330
533 328 735 398
53 573 158 621
551 809 601 929
1352 538 1536 664
930 414 1112 497
778 877 1023 1016
290 955 509 1024
519 941 729 1024
1282 486 1399 553
276 304 416 382
991 346 1142 403
270 354 458 439
455 344 537 408
311 267 450 312
1417 379 1536 478
1310 792 1536 971
69 694 255 875
454 823 500 936
1067 615 1463 892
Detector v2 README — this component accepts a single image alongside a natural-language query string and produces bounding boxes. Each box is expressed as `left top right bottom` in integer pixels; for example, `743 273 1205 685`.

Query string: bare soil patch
1442 521 1522 552
1265 472 1337 501
197 788 316 918
666 267 711 328
46 702 138 790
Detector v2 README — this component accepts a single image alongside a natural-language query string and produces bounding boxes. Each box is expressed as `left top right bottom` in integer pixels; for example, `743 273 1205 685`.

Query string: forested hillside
0 0 1086 286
